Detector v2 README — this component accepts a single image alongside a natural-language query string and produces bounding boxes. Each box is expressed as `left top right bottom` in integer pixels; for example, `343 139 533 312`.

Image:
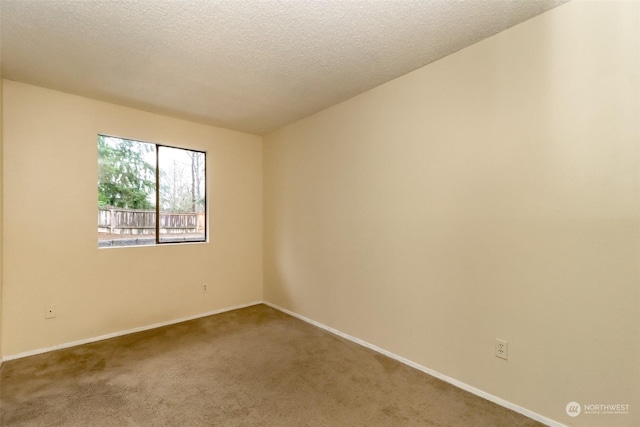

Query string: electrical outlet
45 305 56 319
202 283 208 293
496 339 508 360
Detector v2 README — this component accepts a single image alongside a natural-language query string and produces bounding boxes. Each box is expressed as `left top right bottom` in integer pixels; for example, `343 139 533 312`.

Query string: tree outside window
98 135 206 247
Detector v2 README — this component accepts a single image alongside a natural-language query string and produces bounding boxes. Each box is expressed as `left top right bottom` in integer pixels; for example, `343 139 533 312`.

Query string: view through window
98 135 206 247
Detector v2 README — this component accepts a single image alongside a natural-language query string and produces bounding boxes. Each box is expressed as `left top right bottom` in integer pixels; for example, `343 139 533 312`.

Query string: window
98 135 206 247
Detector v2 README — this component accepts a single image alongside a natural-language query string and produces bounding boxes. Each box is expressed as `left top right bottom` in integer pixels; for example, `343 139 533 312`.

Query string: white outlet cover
496 339 508 360
45 305 56 319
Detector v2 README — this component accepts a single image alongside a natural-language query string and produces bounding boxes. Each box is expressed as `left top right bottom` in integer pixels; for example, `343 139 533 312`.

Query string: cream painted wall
264 2 639 426
0 74 4 361
2 80 263 357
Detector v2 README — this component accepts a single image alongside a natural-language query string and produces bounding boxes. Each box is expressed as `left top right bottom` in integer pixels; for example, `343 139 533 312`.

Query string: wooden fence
98 208 205 235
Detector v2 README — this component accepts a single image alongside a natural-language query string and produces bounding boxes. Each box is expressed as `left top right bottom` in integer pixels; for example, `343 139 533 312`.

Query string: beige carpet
1 304 542 426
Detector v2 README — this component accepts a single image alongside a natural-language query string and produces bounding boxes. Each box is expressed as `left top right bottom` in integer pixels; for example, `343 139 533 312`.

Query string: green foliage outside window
98 135 155 209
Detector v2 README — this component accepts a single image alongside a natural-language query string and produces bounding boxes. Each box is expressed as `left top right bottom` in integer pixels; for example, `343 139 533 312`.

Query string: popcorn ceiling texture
0 0 567 135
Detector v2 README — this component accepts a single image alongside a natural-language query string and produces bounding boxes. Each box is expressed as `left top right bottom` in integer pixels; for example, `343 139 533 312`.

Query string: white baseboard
2 300 565 427
262 301 565 427
2 301 262 362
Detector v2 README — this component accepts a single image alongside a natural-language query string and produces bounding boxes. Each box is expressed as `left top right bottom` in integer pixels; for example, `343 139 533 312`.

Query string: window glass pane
98 136 206 247
98 136 157 247
158 146 206 243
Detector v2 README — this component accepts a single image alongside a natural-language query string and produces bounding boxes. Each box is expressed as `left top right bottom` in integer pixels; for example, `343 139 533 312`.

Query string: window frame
98 134 208 248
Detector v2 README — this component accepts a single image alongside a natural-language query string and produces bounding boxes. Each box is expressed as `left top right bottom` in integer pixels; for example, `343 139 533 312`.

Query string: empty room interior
0 0 638 426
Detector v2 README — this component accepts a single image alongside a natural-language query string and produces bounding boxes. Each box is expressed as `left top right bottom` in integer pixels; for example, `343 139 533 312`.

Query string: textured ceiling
1 0 568 135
